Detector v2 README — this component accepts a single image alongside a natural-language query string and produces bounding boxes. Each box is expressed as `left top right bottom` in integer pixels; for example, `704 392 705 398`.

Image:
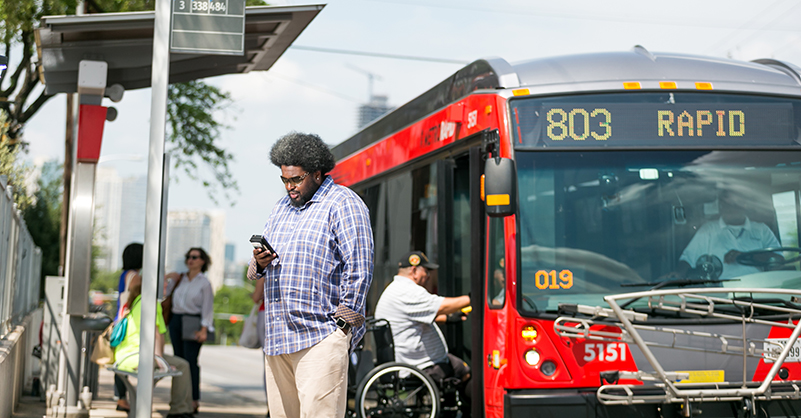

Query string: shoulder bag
161 273 184 325
109 316 128 348
90 324 115 365
238 304 261 348
110 297 138 348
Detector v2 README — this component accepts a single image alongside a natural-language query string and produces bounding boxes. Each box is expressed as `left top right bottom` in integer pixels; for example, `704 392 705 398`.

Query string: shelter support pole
136 0 170 415
52 60 110 418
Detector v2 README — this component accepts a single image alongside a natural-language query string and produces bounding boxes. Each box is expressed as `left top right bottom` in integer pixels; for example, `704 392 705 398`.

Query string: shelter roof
36 4 324 95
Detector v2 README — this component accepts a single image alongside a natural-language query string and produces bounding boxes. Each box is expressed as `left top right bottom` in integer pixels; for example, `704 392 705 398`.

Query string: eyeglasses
186 255 201 260
280 172 310 186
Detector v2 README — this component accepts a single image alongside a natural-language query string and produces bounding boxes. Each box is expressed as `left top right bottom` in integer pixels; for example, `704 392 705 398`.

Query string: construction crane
346 63 382 102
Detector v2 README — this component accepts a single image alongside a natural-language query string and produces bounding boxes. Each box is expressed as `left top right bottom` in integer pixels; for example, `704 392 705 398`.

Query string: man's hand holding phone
250 235 278 270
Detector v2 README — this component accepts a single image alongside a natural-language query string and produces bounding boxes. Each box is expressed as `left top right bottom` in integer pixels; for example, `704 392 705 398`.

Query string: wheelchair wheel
356 362 441 418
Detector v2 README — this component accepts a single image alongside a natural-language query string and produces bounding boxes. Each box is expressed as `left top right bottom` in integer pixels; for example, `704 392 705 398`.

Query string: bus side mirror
483 157 517 217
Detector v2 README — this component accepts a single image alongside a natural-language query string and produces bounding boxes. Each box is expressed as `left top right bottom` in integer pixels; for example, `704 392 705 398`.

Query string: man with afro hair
247 132 374 418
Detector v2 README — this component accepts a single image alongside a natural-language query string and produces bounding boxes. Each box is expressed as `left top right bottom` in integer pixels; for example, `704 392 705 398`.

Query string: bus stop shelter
37 4 323 94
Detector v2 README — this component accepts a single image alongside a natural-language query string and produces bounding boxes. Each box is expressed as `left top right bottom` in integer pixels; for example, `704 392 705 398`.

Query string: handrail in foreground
0 176 42 338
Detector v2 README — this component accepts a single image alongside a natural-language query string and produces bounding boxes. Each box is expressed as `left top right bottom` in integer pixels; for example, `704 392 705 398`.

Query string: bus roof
331 46 801 161
512 46 801 92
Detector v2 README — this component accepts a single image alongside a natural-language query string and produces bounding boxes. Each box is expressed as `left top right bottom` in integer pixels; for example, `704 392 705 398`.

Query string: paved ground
12 346 269 418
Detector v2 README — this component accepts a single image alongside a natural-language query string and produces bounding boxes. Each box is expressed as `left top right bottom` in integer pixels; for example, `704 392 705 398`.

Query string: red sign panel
77 104 108 163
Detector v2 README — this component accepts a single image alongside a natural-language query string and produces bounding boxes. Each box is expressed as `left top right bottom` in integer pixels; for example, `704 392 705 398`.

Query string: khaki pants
264 329 350 418
163 354 193 415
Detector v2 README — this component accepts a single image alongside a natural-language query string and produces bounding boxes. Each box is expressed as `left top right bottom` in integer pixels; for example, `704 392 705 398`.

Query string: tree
0 0 59 148
213 285 255 345
0 110 32 208
91 269 120 294
21 160 62 282
168 81 237 204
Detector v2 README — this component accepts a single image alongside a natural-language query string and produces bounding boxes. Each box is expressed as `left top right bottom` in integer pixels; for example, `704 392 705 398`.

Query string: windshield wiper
618 278 739 309
730 296 801 312
522 295 539 312
621 278 739 289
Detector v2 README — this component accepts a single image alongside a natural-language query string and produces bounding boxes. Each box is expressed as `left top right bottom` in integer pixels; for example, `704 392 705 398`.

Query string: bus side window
487 217 505 309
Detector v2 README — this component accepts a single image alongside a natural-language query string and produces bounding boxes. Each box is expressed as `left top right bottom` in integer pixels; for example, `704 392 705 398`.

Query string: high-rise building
165 210 226 290
223 242 246 287
94 167 122 272
357 95 393 129
93 167 146 272
225 242 235 263
119 176 147 255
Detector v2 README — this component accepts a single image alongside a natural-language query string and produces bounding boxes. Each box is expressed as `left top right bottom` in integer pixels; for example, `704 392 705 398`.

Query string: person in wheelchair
673 191 783 281
374 251 472 416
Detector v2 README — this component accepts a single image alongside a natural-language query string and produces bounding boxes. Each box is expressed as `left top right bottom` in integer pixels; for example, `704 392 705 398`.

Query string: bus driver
374 251 472 417
673 191 783 281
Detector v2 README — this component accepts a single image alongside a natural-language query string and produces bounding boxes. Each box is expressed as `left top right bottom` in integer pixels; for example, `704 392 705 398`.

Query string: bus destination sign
521 103 797 147
170 0 246 55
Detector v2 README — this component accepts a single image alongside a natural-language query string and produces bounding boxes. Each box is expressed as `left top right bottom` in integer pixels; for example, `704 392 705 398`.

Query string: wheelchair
347 318 464 418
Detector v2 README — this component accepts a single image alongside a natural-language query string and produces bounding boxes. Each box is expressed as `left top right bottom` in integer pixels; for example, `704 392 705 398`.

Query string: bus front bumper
504 389 801 418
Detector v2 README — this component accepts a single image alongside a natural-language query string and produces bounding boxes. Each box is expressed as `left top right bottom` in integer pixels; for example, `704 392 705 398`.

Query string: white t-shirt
680 217 780 280
374 275 447 369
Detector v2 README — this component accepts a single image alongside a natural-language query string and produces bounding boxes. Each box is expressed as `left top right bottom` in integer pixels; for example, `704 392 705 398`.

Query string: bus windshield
511 94 801 314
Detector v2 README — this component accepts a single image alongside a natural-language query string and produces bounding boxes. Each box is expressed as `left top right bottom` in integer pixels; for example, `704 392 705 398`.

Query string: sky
20 0 801 264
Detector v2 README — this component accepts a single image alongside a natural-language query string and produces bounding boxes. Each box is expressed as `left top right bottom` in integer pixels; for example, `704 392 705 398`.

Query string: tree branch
7 32 36 140
0 42 10 88
0 38 27 99
85 0 106 13
19 86 51 125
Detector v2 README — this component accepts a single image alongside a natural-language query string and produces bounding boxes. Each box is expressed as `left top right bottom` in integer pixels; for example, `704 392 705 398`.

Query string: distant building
119 176 147 257
93 167 146 271
357 95 393 129
165 210 226 290
223 242 246 287
225 242 235 263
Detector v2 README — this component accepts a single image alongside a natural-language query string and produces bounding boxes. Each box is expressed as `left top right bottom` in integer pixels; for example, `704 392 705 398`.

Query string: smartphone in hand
250 234 278 257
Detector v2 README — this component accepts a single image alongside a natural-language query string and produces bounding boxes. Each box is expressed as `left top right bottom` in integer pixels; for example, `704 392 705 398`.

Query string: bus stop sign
170 0 246 55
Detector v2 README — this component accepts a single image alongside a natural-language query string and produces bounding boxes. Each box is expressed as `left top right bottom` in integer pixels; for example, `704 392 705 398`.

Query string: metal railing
555 288 801 416
0 176 42 337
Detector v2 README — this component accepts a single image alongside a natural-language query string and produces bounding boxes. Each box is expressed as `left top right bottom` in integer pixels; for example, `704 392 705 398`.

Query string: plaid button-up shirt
248 176 374 355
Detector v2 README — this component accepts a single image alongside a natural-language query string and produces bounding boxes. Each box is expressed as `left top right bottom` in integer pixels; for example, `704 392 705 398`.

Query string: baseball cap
398 251 439 269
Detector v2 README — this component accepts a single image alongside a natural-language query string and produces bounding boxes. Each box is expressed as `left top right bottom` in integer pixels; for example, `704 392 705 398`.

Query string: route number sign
170 0 246 55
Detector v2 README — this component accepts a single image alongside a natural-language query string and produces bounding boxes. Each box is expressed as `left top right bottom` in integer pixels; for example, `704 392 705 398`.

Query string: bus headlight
524 349 540 366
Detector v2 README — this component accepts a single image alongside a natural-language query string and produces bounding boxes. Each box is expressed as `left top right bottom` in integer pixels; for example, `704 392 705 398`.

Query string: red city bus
331 46 801 418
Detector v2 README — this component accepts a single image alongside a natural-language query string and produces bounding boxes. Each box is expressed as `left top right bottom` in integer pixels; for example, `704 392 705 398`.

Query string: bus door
435 147 486 417
484 212 508 413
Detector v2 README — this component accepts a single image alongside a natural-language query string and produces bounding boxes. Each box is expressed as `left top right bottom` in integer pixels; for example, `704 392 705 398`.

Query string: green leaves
0 110 32 208
22 160 63 281
213 284 256 345
167 80 239 205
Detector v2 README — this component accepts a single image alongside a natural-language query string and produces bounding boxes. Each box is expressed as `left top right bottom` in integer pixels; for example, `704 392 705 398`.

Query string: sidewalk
12 366 268 418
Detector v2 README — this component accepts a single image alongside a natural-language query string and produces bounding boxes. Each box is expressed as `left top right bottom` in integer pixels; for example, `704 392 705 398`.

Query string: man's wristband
336 317 351 334
446 312 464 323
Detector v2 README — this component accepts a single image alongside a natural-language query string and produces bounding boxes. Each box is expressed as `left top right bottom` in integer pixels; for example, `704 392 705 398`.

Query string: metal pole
137 0 170 415
158 154 170 300
59 94 76 275
54 161 96 418
55 2 82 409
53 126 83 418
55 91 80 401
